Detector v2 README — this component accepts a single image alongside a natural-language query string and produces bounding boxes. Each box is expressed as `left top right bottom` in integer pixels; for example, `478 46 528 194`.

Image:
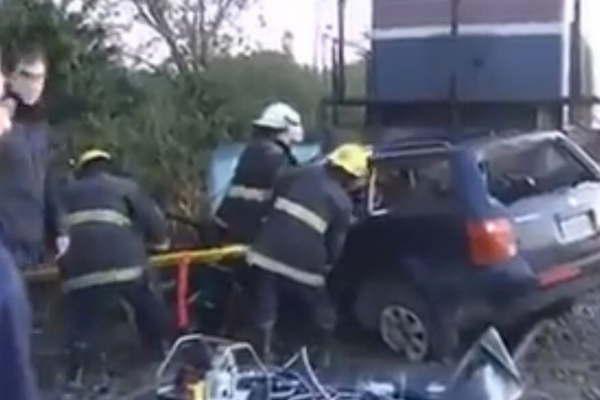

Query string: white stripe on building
372 22 564 41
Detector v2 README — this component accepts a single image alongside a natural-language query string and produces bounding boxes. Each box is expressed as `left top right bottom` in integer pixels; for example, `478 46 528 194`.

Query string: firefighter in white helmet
212 102 305 335
215 102 305 243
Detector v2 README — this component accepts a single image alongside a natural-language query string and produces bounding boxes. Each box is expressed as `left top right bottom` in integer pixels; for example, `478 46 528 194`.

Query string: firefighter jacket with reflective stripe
247 165 353 287
57 169 168 289
215 138 297 243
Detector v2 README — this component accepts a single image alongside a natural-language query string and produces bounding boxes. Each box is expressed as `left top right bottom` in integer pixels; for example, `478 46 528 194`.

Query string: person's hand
0 103 12 135
149 238 171 253
55 235 71 260
0 98 16 136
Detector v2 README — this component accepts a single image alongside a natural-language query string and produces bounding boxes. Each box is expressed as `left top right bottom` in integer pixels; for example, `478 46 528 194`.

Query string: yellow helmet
326 143 371 178
77 149 112 169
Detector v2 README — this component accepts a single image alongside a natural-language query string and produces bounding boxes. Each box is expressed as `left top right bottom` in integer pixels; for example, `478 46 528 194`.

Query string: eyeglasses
16 69 46 81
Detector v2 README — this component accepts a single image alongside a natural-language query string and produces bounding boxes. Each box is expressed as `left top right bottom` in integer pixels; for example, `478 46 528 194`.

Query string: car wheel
380 304 429 362
355 281 457 362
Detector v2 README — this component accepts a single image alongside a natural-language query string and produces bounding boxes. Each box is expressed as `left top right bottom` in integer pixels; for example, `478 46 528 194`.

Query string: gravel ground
516 130 600 399
518 289 600 400
34 286 600 400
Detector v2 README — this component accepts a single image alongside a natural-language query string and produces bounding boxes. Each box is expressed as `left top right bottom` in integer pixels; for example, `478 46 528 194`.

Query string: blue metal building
368 0 596 131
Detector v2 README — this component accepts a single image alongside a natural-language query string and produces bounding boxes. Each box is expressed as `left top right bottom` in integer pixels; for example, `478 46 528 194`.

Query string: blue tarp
207 142 322 212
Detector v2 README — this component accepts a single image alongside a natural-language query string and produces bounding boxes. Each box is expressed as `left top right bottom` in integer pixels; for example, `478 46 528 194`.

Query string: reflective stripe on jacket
215 138 297 243
227 185 272 202
58 170 168 286
273 197 328 234
62 266 143 293
248 165 353 286
247 249 326 287
64 209 132 228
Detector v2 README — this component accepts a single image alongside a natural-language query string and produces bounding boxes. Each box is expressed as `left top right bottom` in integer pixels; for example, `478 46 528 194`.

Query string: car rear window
483 138 598 204
368 155 453 215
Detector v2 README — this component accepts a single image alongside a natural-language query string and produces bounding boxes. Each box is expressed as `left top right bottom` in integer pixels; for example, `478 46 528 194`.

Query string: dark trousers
7 240 43 270
0 239 39 400
249 268 336 353
64 279 170 380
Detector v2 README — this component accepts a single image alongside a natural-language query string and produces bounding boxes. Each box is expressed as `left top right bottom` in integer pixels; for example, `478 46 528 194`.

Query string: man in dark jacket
246 143 371 362
215 102 304 243
58 150 171 393
0 45 62 269
0 69 39 400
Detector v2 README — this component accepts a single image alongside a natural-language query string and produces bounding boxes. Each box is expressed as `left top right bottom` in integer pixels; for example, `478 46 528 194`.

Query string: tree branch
120 51 168 75
129 0 189 73
124 0 250 71
209 0 237 40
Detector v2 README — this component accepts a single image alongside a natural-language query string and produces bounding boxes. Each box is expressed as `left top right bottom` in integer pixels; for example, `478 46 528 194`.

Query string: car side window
368 156 453 216
484 138 598 205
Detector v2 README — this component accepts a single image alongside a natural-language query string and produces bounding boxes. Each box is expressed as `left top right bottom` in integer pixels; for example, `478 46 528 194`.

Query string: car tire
354 280 458 362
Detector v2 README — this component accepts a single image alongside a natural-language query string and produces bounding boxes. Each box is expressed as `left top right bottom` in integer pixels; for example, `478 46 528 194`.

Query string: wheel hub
380 305 429 362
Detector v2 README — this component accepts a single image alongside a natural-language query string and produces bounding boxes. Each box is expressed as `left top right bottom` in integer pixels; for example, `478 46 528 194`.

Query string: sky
77 0 600 84
251 0 372 65
102 0 373 68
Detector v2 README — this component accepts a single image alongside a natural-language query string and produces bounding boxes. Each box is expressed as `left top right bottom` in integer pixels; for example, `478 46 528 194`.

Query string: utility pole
337 0 347 101
450 0 461 130
332 40 340 125
569 0 582 127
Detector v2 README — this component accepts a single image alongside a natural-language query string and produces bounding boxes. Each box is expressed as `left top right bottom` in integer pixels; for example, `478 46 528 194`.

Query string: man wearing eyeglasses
0 45 63 270
0 49 40 400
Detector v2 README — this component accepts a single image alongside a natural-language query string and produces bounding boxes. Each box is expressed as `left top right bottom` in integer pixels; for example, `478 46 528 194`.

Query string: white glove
55 235 71 260
0 103 12 135
151 238 171 252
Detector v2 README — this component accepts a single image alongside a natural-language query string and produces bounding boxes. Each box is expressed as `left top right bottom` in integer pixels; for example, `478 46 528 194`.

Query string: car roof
373 130 567 161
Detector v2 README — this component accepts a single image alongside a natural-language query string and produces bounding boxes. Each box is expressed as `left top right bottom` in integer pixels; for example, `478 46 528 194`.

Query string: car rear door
483 133 600 276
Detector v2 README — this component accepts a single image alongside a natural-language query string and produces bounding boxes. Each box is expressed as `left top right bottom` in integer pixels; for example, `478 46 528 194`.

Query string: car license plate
560 213 595 244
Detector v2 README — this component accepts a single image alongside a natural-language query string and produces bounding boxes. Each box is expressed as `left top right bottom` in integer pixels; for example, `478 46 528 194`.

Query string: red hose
176 255 191 331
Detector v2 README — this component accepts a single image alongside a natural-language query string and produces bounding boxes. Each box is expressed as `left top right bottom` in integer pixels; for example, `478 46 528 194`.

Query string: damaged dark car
329 130 600 362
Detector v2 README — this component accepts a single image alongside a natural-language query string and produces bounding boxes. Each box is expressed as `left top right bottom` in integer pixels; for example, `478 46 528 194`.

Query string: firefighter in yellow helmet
75 149 112 169
58 149 171 395
245 143 371 364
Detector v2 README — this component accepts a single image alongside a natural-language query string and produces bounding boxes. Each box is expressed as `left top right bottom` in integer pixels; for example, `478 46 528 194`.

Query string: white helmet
253 102 304 143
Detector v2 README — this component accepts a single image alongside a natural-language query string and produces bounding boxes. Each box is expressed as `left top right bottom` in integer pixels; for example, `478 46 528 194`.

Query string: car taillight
467 218 517 266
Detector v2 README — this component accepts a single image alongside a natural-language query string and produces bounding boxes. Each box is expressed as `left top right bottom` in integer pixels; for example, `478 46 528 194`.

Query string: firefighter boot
91 352 113 398
60 342 88 400
310 331 334 370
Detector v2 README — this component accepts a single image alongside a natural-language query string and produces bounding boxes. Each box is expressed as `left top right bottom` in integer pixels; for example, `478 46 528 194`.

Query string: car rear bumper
470 251 600 328
503 269 600 322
